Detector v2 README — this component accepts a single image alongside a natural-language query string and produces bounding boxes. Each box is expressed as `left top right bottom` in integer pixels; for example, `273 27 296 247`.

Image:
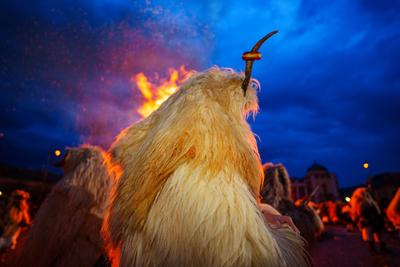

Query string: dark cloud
358 0 400 16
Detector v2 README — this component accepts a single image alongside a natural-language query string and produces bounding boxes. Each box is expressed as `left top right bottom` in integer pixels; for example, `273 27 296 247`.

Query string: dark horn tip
251 30 280 52
269 30 279 36
242 30 279 96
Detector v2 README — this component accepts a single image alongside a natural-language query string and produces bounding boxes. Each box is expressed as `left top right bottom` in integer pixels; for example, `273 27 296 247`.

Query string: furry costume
350 187 387 252
105 68 309 267
350 187 383 231
16 145 116 267
387 188 400 230
0 190 31 251
261 163 324 244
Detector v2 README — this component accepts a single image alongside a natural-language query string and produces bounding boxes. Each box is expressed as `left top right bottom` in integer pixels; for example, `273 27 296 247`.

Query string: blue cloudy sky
0 0 399 187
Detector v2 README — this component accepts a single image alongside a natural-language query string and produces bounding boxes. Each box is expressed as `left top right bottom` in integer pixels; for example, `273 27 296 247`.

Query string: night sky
1 0 399 187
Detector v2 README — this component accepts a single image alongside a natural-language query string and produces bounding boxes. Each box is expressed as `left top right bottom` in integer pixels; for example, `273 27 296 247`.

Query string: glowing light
363 162 369 169
133 65 195 118
0 191 2 196
54 150 62 157
345 197 351 203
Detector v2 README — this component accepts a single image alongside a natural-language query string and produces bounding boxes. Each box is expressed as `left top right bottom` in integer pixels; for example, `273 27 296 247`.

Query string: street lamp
54 149 62 157
363 162 369 169
362 161 372 188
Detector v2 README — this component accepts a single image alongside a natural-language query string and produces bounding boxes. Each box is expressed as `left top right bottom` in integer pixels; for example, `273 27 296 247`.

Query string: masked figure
0 190 31 251
16 146 116 267
261 163 324 244
105 32 310 267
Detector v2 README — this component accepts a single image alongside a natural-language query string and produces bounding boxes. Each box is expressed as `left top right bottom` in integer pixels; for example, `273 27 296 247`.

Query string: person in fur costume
350 187 388 253
261 163 324 244
0 190 31 251
104 31 310 267
386 188 400 232
16 145 117 267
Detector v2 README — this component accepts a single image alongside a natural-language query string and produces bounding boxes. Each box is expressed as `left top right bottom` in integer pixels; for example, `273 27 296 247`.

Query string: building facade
291 162 340 202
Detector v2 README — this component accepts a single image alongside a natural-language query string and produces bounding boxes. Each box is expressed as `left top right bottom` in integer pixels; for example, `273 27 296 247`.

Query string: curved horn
242 30 278 95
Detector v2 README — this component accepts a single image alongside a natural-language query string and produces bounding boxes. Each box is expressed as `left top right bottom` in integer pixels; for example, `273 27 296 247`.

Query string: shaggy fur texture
0 190 31 251
16 145 115 267
105 68 309 267
350 187 381 222
262 163 292 208
262 163 324 244
387 188 400 229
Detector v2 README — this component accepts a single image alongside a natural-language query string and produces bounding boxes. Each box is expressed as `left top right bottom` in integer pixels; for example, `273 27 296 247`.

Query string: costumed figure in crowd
104 31 310 267
318 200 340 224
0 190 31 251
340 202 355 232
326 201 340 224
261 163 324 244
350 187 389 253
386 188 400 234
16 145 117 267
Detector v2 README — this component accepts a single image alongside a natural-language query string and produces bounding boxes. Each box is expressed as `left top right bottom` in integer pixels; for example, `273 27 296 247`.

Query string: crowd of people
0 182 398 263
261 163 400 254
309 186 400 253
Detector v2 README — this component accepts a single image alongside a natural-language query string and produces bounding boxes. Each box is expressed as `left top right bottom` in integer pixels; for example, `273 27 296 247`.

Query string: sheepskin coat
350 187 384 231
0 190 31 250
387 188 400 229
105 68 309 267
16 145 115 267
262 163 324 244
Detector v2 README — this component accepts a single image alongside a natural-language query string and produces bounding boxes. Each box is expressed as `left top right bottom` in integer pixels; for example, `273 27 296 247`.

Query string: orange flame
133 65 195 118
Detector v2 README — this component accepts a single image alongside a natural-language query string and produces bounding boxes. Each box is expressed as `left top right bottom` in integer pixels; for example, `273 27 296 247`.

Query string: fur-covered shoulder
107 67 264 243
262 163 292 207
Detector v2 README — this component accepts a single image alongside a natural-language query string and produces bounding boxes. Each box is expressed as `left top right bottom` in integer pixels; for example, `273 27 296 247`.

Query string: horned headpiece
242 30 278 95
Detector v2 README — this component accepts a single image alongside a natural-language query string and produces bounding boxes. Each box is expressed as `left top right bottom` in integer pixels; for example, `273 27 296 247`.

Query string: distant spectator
340 203 355 231
327 201 340 224
386 188 400 233
350 187 388 253
318 201 339 224
0 190 31 250
262 163 324 244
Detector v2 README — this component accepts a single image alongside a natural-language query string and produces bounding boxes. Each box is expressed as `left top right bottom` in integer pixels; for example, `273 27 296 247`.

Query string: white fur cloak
104 68 309 267
16 145 115 267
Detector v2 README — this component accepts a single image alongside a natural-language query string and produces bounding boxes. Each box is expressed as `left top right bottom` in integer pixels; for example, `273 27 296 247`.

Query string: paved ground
311 226 400 267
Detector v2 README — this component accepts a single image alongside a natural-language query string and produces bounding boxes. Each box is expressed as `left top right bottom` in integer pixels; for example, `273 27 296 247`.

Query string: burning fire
133 65 195 118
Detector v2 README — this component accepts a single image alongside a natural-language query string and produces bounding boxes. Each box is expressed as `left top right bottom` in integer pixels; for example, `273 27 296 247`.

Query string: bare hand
259 204 300 234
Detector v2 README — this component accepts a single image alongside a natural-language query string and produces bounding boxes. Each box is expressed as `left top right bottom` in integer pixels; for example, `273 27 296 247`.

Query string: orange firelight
133 65 195 118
